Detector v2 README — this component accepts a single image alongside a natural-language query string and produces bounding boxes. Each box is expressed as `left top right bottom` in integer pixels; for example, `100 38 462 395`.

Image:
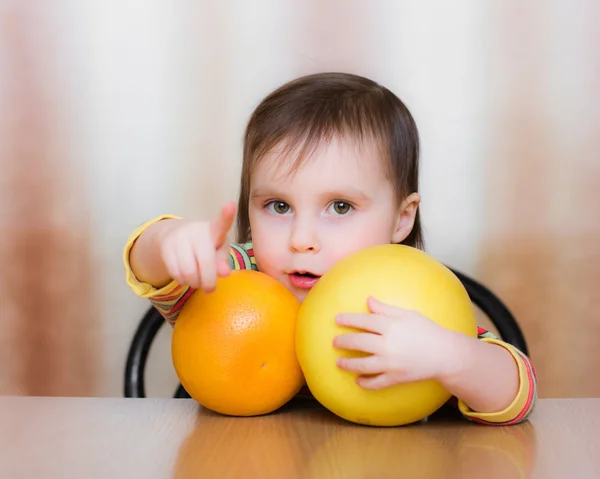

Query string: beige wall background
0 0 598 399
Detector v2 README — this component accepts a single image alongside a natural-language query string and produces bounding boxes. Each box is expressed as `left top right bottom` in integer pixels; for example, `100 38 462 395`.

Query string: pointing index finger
211 202 237 248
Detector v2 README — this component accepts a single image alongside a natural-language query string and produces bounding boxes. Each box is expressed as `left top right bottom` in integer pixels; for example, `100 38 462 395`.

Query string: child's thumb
367 296 406 318
216 242 232 277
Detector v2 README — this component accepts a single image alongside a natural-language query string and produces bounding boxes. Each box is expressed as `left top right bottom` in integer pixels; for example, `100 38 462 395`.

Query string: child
124 72 537 425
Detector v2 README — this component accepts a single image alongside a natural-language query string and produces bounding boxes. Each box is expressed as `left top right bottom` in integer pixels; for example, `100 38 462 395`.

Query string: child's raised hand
333 297 457 390
156 202 237 292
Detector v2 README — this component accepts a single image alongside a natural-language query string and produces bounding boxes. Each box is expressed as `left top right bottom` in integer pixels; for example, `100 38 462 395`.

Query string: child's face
248 136 418 302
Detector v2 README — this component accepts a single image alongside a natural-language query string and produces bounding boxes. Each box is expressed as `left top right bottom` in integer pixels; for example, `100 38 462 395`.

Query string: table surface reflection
1 396 599 478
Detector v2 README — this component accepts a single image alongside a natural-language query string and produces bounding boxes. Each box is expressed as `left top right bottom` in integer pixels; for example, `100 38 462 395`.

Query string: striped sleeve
123 215 257 325
456 326 538 425
229 242 258 271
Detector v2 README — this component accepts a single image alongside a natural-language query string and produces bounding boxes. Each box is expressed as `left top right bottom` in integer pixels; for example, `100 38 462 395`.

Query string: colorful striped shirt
124 215 537 425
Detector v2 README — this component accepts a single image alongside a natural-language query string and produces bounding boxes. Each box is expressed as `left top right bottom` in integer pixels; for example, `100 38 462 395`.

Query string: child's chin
292 288 310 303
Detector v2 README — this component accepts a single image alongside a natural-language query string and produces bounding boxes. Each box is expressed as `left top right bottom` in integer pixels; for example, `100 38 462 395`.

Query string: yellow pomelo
296 244 478 426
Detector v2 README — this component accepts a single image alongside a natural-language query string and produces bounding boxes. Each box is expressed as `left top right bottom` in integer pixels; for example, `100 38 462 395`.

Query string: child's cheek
252 227 288 274
318 227 368 266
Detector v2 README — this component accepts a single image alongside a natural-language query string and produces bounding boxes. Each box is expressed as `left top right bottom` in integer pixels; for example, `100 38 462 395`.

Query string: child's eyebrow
250 188 279 199
250 187 371 202
318 188 370 201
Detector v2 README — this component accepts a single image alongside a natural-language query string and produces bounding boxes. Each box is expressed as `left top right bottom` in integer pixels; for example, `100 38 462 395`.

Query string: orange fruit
171 270 304 416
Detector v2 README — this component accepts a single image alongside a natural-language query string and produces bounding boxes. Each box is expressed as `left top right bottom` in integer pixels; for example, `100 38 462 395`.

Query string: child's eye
328 201 354 216
266 201 291 215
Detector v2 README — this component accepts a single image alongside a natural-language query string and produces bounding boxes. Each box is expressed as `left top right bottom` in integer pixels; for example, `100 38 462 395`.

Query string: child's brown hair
236 72 423 249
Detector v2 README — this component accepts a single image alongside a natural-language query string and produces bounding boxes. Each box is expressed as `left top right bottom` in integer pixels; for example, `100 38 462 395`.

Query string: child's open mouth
289 271 321 289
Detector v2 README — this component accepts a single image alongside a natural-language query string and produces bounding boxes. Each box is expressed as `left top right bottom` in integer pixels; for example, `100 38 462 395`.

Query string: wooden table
1 396 599 478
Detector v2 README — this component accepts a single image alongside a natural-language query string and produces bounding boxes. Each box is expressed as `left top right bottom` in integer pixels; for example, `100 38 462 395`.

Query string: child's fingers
333 332 382 354
367 296 409 318
215 243 232 277
161 247 182 284
336 355 386 375
211 202 237 248
194 246 218 293
335 313 388 334
167 244 199 287
356 373 394 391
216 257 232 278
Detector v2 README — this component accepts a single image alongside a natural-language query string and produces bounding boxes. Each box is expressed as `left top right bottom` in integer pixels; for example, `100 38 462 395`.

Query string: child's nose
289 220 320 253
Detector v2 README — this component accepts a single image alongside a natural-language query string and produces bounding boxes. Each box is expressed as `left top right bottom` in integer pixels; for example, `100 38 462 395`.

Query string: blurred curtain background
1 0 598 398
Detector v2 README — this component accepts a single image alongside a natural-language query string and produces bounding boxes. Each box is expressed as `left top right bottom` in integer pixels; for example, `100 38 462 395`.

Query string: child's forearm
129 220 174 288
437 332 520 413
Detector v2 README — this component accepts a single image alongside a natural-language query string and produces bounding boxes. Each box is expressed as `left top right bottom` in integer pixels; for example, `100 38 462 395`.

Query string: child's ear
392 193 421 244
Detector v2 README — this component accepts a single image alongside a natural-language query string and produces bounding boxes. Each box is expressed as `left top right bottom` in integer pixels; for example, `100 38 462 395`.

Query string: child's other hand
333 296 457 390
155 202 237 292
